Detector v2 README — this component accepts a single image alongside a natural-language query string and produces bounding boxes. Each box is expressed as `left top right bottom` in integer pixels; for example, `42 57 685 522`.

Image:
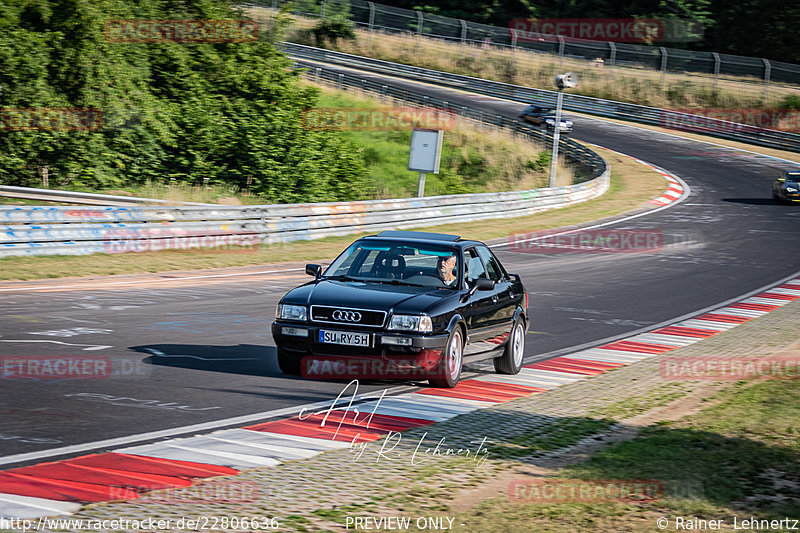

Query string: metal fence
0 64 609 257
285 43 800 153
251 0 800 98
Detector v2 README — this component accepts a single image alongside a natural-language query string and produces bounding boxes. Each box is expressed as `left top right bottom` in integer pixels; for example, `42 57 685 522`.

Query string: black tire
429 327 464 388
494 318 525 375
277 348 301 375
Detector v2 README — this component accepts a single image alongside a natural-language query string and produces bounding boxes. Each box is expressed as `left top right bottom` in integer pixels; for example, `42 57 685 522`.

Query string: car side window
464 248 487 286
476 246 505 282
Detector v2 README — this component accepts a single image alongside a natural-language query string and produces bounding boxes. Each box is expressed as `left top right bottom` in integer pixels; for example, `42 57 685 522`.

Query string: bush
311 17 356 45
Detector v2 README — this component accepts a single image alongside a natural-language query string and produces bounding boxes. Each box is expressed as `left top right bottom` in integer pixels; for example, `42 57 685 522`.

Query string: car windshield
324 240 460 288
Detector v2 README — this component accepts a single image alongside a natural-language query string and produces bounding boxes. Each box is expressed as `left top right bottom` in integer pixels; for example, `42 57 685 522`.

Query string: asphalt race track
1 63 799 467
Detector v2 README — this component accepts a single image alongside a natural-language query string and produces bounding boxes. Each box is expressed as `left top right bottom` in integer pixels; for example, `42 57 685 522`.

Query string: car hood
782 179 800 189
283 279 450 314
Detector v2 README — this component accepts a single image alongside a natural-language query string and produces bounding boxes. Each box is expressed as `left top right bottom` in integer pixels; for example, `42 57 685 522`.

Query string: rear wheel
277 348 301 375
494 318 525 374
429 327 464 388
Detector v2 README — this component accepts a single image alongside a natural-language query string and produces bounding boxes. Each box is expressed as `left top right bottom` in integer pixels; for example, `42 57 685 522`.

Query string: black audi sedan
271 231 528 387
772 169 800 203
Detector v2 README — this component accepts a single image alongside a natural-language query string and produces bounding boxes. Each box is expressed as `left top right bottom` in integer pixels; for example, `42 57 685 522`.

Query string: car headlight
545 119 555 125
277 304 307 321
388 314 433 333
786 187 798 192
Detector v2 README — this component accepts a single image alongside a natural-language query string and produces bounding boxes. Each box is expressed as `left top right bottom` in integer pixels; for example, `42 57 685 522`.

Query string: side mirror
306 264 322 279
476 278 495 291
461 278 495 302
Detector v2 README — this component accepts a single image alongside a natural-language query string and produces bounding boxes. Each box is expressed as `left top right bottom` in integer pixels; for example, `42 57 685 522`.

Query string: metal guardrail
0 64 610 258
255 0 800 90
0 186 213 207
283 42 800 153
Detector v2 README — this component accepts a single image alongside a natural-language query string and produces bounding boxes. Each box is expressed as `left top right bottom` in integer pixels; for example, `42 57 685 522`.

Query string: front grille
310 305 387 328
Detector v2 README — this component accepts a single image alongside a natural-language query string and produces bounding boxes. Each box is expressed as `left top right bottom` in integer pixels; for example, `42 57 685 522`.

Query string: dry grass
247 6 800 110
100 181 270 205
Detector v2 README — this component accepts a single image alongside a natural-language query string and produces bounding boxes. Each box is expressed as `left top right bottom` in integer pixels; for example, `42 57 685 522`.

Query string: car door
460 248 496 353
476 245 516 343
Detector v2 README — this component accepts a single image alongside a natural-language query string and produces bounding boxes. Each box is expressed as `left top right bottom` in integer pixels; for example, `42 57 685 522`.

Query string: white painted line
767 287 800 296
470 374 552 389
0 387 412 467
627 333 697 347
0 493 81 520
491 160 691 251
675 319 739 330
373 396 476 416
118 443 280 468
0 267 303 293
400 393 492 410
712 307 771 318
189 435 319 460
519 369 586 382
354 402 452 422
242 431 350 450
739 297 791 306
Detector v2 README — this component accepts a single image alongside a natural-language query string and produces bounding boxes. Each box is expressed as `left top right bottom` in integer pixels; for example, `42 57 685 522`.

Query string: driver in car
437 254 458 287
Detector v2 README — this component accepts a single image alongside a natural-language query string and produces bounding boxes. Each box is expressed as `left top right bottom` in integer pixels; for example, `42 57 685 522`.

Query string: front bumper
272 321 450 377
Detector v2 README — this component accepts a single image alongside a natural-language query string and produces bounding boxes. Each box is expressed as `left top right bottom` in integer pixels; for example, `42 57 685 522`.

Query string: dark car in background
272 231 528 388
519 105 574 133
773 169 800 203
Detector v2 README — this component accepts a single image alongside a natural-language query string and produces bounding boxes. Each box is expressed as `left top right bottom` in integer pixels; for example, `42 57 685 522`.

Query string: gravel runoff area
50 297 800 533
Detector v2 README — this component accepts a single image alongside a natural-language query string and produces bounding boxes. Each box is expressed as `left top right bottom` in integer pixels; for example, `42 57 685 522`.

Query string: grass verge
452 378 800 532
309 83 574 198
248 7 800 111
0 145 661 281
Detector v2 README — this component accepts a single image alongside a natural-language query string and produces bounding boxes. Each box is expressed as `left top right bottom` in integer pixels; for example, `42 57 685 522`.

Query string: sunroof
376 231 461 242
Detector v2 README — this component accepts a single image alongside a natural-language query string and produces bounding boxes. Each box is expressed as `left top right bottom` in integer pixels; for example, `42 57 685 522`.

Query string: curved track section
1 65 799 473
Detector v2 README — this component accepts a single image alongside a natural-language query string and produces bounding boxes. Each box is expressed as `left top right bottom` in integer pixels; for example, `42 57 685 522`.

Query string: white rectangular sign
408 128 443 174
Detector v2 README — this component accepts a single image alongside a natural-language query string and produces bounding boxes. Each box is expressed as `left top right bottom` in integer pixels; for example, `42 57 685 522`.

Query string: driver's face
440 256 456 274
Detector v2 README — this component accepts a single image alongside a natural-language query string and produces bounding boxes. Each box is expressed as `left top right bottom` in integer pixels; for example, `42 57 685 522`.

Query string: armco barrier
0 64 609 258
0 185 212 206
283 42 800 153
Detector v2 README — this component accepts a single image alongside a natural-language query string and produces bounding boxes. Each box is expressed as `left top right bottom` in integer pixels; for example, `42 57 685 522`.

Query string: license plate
318 330 371 347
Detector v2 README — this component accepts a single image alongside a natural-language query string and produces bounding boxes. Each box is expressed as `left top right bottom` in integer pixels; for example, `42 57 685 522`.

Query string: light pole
549 72 578 188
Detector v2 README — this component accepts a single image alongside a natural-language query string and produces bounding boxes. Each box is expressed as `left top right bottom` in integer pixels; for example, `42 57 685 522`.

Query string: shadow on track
130 343 286 377
721 198 785 205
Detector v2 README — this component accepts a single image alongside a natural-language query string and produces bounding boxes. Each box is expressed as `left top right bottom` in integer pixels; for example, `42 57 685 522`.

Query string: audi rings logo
332 310 362 322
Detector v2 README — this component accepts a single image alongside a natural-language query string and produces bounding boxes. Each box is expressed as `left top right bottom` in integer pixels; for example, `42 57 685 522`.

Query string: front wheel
429 327 464 388
494 318 525 374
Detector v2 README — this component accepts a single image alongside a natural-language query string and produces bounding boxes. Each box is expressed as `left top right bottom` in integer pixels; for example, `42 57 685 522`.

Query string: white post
417 172 427 197
712 52 720 92
368 2 375 32
549 89 565 188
